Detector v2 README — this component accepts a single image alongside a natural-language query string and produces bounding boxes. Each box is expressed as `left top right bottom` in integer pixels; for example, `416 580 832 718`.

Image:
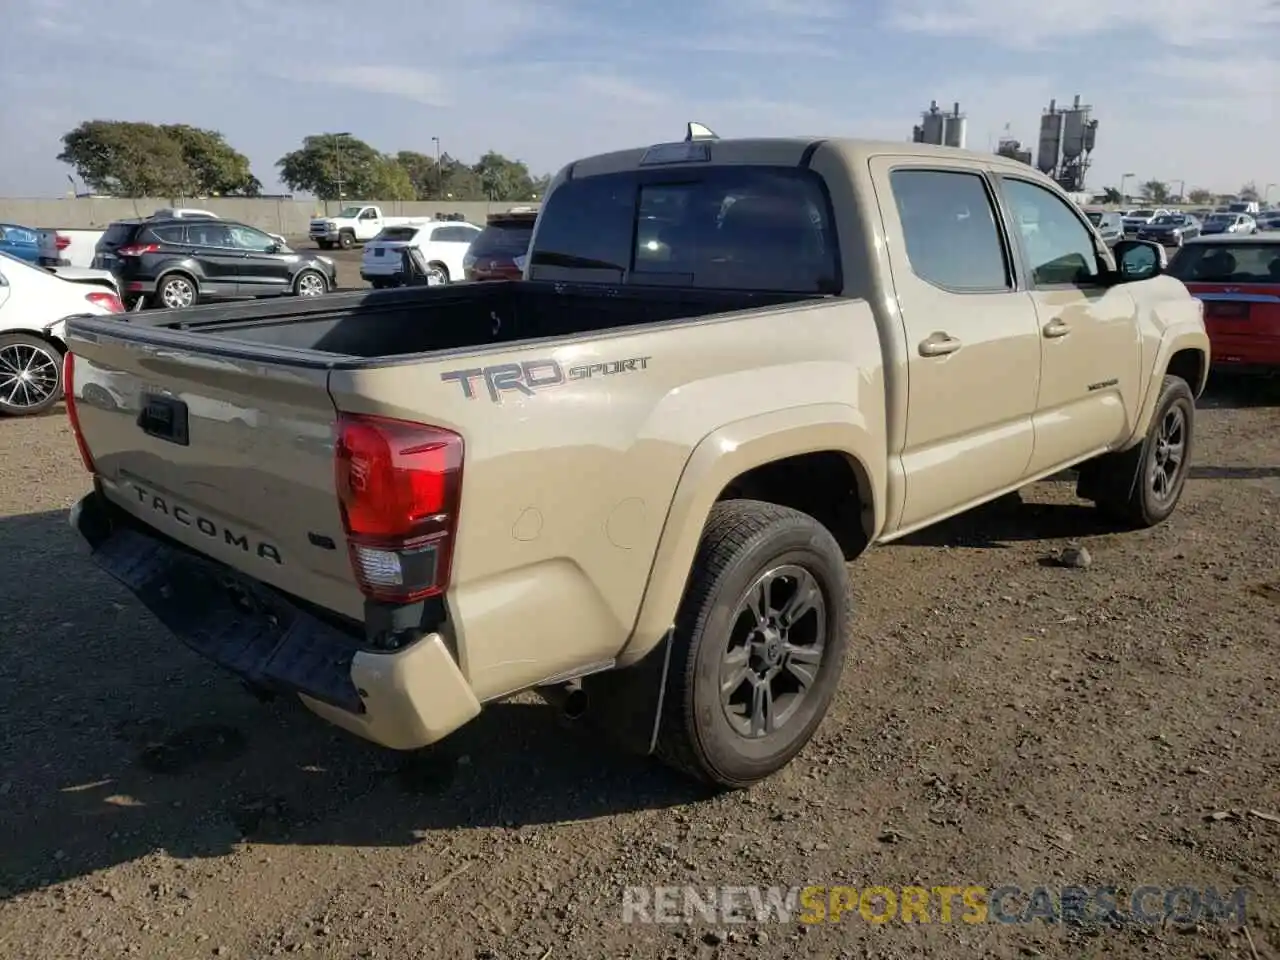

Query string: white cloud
884 0 1280 47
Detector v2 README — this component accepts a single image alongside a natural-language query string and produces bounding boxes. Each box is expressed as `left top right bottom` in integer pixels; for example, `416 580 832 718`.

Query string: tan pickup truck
63 128 1209 789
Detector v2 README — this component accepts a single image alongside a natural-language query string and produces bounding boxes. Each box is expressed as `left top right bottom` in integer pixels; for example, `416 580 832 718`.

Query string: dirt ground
0 376 1277 960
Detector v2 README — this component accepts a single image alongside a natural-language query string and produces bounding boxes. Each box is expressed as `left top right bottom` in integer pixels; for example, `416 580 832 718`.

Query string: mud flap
575 629 674 757
70 492 365 714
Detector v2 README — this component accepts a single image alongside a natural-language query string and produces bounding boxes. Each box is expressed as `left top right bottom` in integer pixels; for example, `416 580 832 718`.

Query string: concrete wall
0 198 541 235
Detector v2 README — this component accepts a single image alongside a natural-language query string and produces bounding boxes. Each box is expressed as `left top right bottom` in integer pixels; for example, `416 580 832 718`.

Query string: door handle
1043 318 1072 338
918 332 962 357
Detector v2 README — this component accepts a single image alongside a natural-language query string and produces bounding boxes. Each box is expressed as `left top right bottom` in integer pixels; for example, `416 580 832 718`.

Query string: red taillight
55 233 71 250
85 290 124 313
334 413 464 603
62 353 96 474
116 243 159 257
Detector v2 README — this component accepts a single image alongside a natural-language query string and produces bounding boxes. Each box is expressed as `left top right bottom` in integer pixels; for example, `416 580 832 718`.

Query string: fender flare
616 403 885 668
1123 326 1210 449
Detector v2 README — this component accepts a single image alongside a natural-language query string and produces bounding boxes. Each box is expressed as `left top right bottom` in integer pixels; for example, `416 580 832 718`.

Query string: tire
0 333 64 416
155 273 197 310
338 231 355 250
426 262 449 286
1078 375 1195 527
654 500 851 788
317 240 333 250
294 269 328 297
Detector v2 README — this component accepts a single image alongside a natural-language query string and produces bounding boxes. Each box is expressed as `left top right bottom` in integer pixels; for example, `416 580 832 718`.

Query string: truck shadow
1199 374 1280 409
0 509 707 898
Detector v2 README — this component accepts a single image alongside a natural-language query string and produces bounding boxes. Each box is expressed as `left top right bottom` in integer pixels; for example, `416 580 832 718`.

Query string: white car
0 250 125 416
360 220 483 287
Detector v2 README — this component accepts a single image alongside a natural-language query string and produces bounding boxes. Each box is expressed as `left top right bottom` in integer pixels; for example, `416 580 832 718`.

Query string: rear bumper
70 490 481 750
39 255 71 267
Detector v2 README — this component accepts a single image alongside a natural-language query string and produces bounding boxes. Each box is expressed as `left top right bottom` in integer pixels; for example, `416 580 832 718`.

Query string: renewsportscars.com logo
621 884 1250 927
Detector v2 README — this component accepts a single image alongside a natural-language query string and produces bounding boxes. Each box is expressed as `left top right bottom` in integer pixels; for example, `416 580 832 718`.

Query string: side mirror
1112 239 1165 282
264 243 279 254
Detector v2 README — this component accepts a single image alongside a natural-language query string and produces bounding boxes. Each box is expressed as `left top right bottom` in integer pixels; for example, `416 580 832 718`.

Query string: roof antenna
685 121 718 142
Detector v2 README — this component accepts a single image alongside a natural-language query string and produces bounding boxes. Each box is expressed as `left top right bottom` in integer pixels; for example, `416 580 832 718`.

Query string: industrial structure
911 101 967 150
1034 95 1098 193
916 94 1099 194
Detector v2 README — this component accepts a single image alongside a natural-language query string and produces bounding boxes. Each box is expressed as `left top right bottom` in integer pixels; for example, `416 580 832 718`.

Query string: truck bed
121 280 819 362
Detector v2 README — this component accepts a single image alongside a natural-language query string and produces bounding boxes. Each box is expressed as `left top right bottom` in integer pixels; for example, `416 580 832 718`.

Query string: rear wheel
426 262 449 286
655 500 851 788
0 333 64 417
156 273 197 310
294 269 328 297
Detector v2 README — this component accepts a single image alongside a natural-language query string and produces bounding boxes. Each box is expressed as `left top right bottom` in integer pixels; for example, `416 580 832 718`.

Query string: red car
1168 235 1280 373
463 209 537 281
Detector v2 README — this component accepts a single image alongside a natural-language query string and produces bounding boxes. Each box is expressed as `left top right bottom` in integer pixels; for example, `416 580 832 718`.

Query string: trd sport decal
441 356 651 402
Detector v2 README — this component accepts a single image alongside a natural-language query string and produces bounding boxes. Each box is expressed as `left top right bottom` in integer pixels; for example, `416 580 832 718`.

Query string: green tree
368 156 416 200
160 124 260 196
276 133 383 200
58 120 194 197
472 150 535 201
1142 180 1171 204
530 174 551 199
1187 188 1212 205
439 155 483 200
1239 181 1260 201
1101 186 1122 204
395 150 441 199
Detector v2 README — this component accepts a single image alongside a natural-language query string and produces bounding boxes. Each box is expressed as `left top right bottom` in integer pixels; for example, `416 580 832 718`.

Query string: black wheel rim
1150 404 1187 503
719 564 826 739
0 342 59 409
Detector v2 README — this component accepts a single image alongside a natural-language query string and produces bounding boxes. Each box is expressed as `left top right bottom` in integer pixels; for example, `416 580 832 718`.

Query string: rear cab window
530 166 840 293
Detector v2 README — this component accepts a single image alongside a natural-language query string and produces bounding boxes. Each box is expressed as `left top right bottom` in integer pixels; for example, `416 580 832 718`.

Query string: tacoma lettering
131 484 282 564
441 356 650 402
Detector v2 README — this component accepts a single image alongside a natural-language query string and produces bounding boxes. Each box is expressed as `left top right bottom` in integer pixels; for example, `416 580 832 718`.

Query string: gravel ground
0 375 1278 960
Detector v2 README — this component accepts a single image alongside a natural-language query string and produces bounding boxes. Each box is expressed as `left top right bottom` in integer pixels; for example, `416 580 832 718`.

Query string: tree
58 120 197 196
1187 188 1212 205
439 154 483 200
367 156 415 201
160 124 260 196
472 150 536 201
1142 180 1171 204
276 133 383 200
395 150 441 199
1239 181 1260 201
1101 186 1122 204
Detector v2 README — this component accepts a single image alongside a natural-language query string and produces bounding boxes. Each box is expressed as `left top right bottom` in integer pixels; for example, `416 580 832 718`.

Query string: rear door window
186 223 233 248
530 166 840 292
147 225 187 244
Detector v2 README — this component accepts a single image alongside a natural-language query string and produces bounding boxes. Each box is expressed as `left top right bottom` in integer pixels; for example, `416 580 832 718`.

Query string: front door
871 159 1043 531
996 176 1143 475
226 224 291 296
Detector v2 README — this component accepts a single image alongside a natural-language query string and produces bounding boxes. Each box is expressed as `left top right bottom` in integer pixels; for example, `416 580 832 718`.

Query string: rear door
869 159 1042 529
996 174 1143 474
93 221 141 270
68 325 361 617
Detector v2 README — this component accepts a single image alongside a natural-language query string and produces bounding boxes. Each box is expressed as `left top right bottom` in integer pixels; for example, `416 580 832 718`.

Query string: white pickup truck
309 205 418 250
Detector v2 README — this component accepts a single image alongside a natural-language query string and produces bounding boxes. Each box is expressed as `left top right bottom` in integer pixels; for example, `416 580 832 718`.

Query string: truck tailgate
69 329 364 620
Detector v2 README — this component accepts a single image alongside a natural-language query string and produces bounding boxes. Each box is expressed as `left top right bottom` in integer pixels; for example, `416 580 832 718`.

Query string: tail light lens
55 233 71 251
115 243 160 257
334 413 464 603
62 353 96 474
85 290 124 313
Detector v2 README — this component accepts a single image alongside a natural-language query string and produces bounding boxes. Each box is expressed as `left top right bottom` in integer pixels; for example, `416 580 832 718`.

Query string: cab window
1002 179 1101 286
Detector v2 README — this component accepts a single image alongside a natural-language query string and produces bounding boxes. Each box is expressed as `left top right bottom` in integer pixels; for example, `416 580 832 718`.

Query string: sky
1 0 1277 198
